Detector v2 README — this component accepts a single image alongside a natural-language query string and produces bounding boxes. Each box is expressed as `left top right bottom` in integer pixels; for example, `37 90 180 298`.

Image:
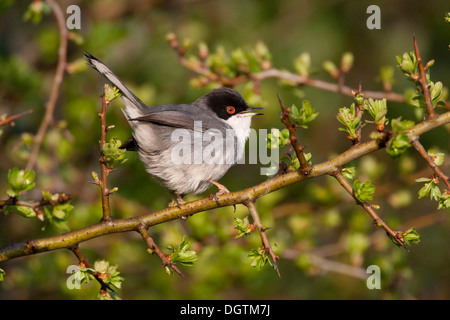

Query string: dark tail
84 52 147 111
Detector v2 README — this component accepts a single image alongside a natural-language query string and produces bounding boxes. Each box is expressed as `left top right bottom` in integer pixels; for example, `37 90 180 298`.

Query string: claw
176 194 186 206
208 180 236 212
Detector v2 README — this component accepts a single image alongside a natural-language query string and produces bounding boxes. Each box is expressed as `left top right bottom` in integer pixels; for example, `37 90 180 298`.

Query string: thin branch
136 223 184 277
26 0 68 171
0 192 70 210
411 137 450 190
244 200 280 277
69 246 114 292
332 171 407 249
413 35 436 119
1 110 450 262
0 110 33 127
353 83 364 144
98 93 113 221
277 94 310 171
167 35 418 105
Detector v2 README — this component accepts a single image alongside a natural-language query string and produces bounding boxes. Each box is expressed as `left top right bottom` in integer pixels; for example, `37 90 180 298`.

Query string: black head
204 87 257 120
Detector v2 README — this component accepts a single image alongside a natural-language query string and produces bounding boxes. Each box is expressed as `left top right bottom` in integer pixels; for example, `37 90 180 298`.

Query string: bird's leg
176 193 187 206
208 180 236 212
168 193 188 220
209 179 230 197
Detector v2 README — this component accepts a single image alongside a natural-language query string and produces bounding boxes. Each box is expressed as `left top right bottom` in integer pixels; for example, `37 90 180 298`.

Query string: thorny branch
277 95 310 172
2 32 450 283
332 171 407 249
0 193 71 220
136 223 184 277
244 200 280 277
0 110 33 127
413 35 437 119
167 34 427 107
69 246 114 293
2 110 450 263
96 93 113 221
411 137 450 190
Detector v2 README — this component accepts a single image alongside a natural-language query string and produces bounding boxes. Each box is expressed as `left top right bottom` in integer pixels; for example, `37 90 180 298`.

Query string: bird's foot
208 179 230 201
208 180 236 212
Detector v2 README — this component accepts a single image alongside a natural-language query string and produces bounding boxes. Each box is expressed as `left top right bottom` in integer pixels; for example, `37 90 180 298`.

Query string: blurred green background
0 0 449 299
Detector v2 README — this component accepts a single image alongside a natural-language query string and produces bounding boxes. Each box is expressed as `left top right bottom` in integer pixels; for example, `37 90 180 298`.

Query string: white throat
224 114 253 162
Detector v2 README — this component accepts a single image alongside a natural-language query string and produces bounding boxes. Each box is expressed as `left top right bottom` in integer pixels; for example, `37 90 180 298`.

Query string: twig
413 35 436 119
0 192 70 210
1 110 450 262
167 35 424 106
411 137 450 190
136 223 184 277
277 94 310 172
97 93 113 221
353 83 364 144
69 246 114 292
0 110 33 127
26 0 68 171
244 200 280 277
332 171 407 249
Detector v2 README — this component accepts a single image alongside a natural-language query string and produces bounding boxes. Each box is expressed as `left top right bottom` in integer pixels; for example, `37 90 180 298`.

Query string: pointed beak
239 107 264 116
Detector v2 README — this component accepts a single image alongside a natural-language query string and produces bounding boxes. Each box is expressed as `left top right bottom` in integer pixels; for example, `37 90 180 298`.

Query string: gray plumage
85 52 259 195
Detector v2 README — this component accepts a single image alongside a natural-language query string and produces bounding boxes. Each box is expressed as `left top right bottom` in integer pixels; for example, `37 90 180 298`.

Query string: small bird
84 52 262 203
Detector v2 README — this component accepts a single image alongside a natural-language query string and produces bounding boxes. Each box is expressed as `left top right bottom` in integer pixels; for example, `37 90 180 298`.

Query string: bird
84 52 262 204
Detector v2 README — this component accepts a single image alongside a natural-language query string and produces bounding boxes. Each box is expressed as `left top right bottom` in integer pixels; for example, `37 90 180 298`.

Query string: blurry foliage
1 0 450 300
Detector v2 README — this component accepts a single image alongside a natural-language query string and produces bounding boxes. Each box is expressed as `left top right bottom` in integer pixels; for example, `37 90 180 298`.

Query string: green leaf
42 190 58 203
396 51 417 78
416 177 441 201
93 260 125 290
248 247 273 271
427 149 445 166
336 104 362 140
365 98 387 125
386 133 411 158
104 84 121 103
70 264 96 286
4 205 36 218
233 217 255 238
7 167 36 197
353 179 376 203
430 81 444 107
0 268 5 281
168 237 198 267
267 128 290 149
341 165 356 180
102 138 127 168
289 100 319 129
438 193 450 210
391 117 414 133
402 228 420 246
391 228 421 247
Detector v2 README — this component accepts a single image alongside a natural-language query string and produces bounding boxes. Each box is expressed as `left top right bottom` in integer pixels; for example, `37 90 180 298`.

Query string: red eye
226 106 236 114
